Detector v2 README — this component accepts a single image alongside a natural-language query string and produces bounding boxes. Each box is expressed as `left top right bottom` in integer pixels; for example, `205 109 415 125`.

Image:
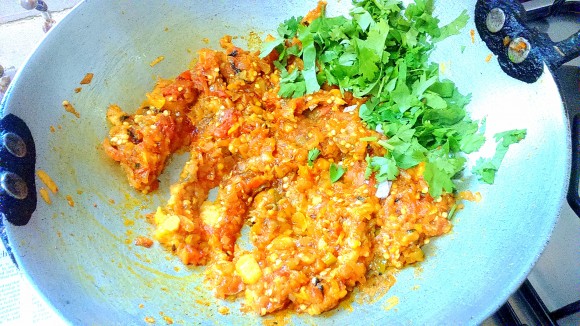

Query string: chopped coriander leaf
360 136 378 142
260 0 525 196
472 129 527 184
330 163 346 183
365 155 398 183
432 10 470 42
308 148 321 167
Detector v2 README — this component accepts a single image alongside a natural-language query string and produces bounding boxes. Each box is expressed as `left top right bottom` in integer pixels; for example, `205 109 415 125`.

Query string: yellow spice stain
39 188 51 204
50 125 56 133
247 31 263 52
262 310 291 326
139 304 145 309
79 72 94 85
217 306 230 315
144 316 155 324
65 195 75 207
62 100 80 118
503 36 511 46
458 191 482 202
37 170 58 193
485 53 493 62
384 296 399 311
150 56 165 67
470 29 475 43
414 266 424 278
355 271 397 305
163 316 174 325
195 299 210 307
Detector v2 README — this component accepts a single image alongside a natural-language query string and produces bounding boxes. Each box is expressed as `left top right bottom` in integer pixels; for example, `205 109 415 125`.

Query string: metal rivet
20 0 38 10
508 37 531 64
486 8 506 33
2 133 27 158
1 172 28 200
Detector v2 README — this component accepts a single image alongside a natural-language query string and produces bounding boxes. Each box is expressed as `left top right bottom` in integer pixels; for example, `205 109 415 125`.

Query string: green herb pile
260 0 526 198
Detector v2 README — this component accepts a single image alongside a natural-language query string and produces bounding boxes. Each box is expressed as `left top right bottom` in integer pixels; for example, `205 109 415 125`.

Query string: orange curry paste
103 36 453 315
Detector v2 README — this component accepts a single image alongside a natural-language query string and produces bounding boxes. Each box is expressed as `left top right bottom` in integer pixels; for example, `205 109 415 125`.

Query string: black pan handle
0 114 37 226
475 0 580 83
567 114 580 216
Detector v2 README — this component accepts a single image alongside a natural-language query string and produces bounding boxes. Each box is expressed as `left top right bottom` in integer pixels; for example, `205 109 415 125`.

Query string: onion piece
375 124 384 134
375 181 392 199
343 104 357 113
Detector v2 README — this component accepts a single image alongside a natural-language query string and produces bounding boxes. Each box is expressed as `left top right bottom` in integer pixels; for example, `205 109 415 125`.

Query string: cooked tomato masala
103 35 453 316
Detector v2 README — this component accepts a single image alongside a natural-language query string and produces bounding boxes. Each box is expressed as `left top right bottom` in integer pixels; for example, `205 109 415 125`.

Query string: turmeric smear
384 296 400 311
162 316 174 325
470 29 475 43
503 36 511 47
79 72 94 85
62 100 80 118
485 53 493 62
39 188 51 205
150 56 165 67
458 191 482 202
65 195 75 207
37 170 58 193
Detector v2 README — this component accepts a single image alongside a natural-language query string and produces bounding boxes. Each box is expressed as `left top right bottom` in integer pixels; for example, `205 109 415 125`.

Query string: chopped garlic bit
375 181 392 199
343 104 357 113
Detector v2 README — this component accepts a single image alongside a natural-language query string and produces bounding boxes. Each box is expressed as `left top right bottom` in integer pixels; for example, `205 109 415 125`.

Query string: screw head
1 172 28 200
2 133 27 158
508 37 531 64
20 0 38 10
486 8 506 33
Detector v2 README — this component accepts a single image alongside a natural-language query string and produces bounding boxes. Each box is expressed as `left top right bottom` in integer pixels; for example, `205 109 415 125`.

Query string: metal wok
0 0 577 324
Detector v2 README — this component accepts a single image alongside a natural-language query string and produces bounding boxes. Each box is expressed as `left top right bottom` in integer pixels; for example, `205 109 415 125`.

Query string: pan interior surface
1 0 567 324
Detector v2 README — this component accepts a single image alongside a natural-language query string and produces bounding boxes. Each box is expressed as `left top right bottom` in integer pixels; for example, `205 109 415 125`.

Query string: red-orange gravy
103 36 453 316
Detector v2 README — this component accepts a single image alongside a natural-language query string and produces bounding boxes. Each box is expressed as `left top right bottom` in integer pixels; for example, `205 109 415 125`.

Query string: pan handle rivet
508 37 531 64
0 172 28 200
2 132 27 158
486 8 506 33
